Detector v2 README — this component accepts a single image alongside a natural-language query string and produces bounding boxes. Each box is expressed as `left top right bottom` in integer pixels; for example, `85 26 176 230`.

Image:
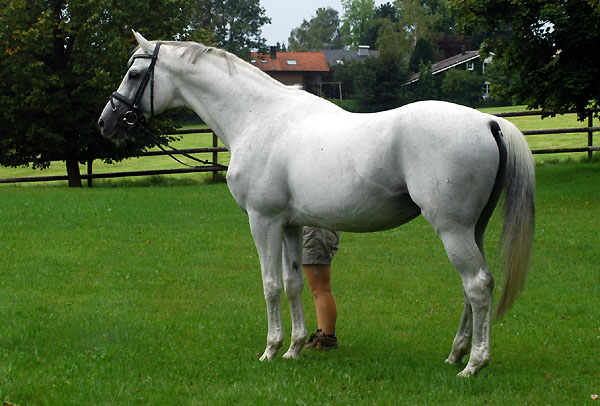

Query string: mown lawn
0 161 598 405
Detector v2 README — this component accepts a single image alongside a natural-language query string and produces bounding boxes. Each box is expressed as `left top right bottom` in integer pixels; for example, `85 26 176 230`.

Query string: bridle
110 43 161 127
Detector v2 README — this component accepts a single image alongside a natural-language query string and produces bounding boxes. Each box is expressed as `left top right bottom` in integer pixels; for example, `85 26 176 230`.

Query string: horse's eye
129 71 141 79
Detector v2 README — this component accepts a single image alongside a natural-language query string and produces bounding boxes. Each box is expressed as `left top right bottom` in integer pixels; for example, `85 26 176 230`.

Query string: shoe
305 330 338 350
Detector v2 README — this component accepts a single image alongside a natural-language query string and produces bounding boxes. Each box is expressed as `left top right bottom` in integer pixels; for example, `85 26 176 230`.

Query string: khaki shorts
302 227 340 266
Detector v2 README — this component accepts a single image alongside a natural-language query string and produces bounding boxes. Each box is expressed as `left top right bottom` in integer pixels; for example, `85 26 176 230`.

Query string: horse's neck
173 55 292 150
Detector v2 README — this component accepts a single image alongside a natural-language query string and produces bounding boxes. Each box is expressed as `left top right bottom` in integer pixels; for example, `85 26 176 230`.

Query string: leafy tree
192 0 271 58
409 37 435 72
353 55 410 112
0 0 194 186
440 69 484 107
341 0 376 48
395 0 441 47
362 2 398 48
375 18 411 62
413 62 438 101
288 7 344 51
450 0 600 119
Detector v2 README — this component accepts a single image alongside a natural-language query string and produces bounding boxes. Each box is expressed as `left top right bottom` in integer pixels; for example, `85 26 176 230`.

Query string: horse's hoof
282 347 302 359
445 356 463 366
457 368 474 378
259 348 278 361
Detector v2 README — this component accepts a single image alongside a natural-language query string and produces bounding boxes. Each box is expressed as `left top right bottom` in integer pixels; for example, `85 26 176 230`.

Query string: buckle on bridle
122 110 139 126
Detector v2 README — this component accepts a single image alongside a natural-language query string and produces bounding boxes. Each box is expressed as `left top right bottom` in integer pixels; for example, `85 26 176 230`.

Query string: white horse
98 33 535 377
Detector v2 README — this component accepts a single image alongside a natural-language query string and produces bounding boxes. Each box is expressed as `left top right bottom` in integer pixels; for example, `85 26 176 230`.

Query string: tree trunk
66 154 82 188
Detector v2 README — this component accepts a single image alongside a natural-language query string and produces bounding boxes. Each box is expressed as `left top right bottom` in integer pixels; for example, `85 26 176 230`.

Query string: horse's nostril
98 119 104 129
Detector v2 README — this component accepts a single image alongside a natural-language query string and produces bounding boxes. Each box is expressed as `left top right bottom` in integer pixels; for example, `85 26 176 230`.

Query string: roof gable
406 50 480 84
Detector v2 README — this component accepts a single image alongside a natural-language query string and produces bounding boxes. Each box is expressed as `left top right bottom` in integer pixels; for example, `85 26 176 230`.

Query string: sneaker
305 330 338 350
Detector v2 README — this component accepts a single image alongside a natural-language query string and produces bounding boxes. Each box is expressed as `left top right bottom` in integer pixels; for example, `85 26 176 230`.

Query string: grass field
0 160 599 404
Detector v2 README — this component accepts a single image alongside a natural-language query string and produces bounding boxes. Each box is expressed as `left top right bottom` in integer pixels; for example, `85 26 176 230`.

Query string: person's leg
303 264 337 335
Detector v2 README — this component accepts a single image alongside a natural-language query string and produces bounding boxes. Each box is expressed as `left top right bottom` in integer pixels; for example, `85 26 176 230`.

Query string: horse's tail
491 118 535 319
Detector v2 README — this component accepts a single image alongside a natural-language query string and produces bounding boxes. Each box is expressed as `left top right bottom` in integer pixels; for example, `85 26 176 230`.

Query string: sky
259 0 390 46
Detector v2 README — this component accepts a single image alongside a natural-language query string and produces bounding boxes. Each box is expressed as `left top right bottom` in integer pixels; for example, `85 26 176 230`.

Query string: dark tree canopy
450 0 600 119
0 0 194 186
1 0 272 186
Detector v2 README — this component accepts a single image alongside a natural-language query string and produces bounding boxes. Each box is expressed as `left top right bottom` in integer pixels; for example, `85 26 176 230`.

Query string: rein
110 42 227 170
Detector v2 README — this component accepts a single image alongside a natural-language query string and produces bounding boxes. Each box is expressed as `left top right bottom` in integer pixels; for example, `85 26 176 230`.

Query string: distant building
405 48 493 100
323 45 379 67
250 48 330 95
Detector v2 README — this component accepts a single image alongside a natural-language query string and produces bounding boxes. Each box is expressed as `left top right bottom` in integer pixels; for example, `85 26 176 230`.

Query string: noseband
110 43 161 127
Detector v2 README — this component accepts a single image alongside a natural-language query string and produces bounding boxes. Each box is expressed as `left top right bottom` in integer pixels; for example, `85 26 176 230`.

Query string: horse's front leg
249 212 285 361
281 226 307 359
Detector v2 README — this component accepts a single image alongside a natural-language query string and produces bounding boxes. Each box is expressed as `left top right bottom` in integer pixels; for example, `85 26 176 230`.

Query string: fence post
87 159 93 188
588 110 594 160
212 133 219 182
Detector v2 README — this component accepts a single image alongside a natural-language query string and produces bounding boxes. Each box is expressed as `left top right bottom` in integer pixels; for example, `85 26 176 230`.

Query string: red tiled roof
250 52 330 72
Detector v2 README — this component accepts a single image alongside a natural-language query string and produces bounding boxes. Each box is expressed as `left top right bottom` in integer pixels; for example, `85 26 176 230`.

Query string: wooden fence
1 109 598 186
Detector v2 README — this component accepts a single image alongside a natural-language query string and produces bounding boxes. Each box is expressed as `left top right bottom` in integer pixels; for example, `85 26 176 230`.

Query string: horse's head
98 32 174 139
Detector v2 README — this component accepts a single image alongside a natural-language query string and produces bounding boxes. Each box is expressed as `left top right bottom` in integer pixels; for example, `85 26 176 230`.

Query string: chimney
461 45 466 55
358 45 370 56
270 46 277 59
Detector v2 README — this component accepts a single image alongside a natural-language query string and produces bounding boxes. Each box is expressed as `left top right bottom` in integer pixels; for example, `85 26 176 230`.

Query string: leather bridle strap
110 43 161 126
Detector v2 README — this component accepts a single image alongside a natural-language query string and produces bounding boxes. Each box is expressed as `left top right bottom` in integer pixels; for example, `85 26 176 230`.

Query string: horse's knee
263 278 282 302
284 278 303 299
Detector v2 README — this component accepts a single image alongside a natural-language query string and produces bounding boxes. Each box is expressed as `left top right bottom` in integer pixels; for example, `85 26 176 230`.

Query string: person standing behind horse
302 227 340 350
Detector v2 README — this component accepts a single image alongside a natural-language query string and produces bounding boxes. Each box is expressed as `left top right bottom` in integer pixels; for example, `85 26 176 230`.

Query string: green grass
0 161 599 405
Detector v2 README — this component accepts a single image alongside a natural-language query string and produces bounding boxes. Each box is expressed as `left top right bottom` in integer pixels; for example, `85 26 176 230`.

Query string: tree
341 0 376 48
288 7 344 51
192 0 271 58
440 69 484 107
353 55 410 112
450 0 600 119
395 0 441 47
362 2 398 48
413 62 438 101
409 37 435 72
0 0 194 186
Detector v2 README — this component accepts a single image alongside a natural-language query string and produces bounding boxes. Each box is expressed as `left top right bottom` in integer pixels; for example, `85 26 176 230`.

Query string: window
286 60 297 65
466 61 474 71
261 58 267 63
251 59 256 63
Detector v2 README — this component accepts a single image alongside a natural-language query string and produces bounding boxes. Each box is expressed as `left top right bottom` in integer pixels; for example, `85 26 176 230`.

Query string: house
250 49 330 95
405 49 493 99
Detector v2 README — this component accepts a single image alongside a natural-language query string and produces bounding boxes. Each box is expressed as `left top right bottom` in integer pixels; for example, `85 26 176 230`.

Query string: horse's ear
133 31 154 54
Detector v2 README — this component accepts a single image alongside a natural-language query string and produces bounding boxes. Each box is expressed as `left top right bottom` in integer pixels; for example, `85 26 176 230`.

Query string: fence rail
1 108 598 185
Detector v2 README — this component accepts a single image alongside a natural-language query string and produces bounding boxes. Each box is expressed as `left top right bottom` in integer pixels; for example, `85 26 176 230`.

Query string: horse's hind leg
437 228 494 377
445 287 473 365
281 226 308 358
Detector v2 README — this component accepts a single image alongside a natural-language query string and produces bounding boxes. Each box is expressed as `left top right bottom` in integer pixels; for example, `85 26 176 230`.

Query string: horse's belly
290 191 421 233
